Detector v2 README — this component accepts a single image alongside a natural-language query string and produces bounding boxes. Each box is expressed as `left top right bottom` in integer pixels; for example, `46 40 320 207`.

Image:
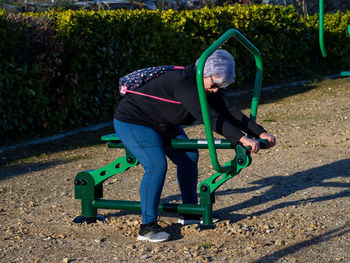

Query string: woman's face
203 76 223 94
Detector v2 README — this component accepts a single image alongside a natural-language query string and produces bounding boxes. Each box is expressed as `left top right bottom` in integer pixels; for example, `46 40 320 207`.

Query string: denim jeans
114 119 199 224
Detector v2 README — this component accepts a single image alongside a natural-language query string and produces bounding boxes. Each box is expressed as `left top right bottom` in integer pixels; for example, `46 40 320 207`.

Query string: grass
262 119 277 123
202 243 214 249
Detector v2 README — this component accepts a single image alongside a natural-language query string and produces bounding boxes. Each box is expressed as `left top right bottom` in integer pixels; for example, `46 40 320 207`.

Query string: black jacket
114 64 266 145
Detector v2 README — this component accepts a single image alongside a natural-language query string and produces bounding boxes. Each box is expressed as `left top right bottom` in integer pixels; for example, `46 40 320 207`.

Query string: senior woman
114 49 276 242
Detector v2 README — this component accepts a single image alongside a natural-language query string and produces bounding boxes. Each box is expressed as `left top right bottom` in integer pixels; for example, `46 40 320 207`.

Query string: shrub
1 5 350 141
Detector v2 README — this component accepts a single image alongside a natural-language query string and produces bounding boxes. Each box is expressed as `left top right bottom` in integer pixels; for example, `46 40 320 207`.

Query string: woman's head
196 49 236 89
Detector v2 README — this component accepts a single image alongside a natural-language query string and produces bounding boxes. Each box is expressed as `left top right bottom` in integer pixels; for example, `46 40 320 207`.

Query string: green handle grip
241 139 269 152
257 139 269 149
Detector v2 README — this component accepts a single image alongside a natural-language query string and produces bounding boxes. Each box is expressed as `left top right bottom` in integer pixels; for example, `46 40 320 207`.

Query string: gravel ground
1 77 350 263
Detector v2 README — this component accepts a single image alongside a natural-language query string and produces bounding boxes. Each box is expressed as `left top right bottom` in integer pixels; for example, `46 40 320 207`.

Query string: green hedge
0 10 51 137
1 5 350 141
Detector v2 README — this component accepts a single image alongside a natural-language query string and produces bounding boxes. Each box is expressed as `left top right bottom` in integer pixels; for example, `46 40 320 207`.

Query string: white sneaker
137 222 170 242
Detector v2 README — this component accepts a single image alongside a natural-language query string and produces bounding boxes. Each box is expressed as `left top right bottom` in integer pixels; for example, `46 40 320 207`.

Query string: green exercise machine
73 29 268 226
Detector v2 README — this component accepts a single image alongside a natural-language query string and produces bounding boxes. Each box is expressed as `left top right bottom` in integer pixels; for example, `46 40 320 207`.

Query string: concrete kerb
0 74 345 153
0 122 112 154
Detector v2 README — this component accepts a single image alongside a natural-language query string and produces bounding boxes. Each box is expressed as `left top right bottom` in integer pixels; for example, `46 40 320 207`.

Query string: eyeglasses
210 76 225 89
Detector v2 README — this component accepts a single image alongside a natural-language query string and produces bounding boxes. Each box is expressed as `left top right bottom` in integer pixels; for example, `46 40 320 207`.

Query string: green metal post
196 29 263 173
81 199 97 218
199 184 213 226
319 0 327 57
249 50 263 123
340 25 350 77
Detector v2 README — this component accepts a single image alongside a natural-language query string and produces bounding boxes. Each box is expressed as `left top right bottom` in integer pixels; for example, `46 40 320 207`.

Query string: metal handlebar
196 29 263 173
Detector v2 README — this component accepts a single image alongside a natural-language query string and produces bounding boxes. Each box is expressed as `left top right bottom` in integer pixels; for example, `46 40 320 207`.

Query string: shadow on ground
252 224 350 263
99 158 350 232
158 158 350 226
0 159 75 180
214 158 350 221
0 125 115 168
79 158 350 253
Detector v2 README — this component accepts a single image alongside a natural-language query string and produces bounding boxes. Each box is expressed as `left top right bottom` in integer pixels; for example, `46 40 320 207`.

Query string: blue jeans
114 119 199 224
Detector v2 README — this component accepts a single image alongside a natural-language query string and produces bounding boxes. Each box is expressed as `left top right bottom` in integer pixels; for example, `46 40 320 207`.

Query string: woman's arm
209 91 276 152
208 90 266 138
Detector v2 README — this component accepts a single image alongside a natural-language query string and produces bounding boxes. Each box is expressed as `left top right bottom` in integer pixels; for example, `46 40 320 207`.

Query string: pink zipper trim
125 90 182 104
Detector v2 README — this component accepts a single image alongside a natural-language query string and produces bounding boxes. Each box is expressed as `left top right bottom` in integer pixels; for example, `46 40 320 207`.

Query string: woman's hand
259 132 276 148
239 136 260 153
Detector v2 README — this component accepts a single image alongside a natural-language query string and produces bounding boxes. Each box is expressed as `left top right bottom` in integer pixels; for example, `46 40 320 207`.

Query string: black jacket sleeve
208 90 267 138
174 79 265 145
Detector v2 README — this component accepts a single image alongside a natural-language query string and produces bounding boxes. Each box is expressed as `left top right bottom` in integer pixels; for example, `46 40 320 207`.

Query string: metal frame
73 29 266 226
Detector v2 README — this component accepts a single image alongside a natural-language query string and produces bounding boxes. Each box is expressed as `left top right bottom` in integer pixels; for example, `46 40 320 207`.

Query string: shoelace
149 222 164 233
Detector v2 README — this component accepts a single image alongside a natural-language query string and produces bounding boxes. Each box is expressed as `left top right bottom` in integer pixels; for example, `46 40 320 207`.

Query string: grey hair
195 49 236 87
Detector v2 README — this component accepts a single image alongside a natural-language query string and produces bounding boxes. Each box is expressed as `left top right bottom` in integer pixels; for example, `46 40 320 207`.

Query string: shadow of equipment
160 158 350 224
215 158 350 221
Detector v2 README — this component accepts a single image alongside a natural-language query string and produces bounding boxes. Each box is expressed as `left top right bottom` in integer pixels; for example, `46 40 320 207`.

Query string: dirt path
1 78 350 263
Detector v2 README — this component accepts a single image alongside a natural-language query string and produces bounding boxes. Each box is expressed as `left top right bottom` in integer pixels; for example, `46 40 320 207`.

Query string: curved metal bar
319 0 327 57
196 29 263 173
